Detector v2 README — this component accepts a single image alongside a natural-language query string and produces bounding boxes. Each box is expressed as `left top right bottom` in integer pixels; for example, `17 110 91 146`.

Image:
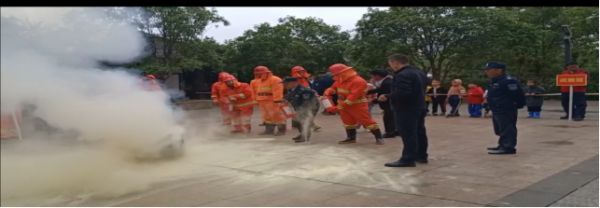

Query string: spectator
559 62 588 121
367 69 396 138
524 80 545 119
446 79 466 117
483 89 491 118
425 85 432 116
428 79 448 116
466 83 485 118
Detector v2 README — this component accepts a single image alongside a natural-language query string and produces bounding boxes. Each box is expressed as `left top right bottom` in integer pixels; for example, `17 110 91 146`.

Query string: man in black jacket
367 69 396 138
379 54 429 167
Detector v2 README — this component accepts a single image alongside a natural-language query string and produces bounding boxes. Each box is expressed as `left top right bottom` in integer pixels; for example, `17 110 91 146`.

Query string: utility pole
562 25 572 65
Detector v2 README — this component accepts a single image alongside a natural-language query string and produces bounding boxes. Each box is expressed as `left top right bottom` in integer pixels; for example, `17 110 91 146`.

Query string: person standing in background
428 79 448 116
367 69 396 138
425 85 432 116
466 83 485 118
524 80 545 119
446 79 466 117
559 62 588 121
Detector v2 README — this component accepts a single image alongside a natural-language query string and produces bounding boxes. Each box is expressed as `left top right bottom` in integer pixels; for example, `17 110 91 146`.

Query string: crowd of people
208 55 590 168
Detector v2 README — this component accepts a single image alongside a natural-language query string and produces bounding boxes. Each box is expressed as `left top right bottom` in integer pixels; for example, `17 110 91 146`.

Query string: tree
223 17 350 81
107 7 229 74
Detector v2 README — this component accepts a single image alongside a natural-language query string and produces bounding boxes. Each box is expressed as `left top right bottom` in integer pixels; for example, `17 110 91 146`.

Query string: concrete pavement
14 100 598 206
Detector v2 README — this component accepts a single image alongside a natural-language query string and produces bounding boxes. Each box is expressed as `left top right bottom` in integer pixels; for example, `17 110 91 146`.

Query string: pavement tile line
488 155 599 207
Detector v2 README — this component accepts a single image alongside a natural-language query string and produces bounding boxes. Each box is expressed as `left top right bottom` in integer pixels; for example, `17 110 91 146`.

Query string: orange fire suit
1 109 22 140
250 73 286 125
211 80 233 125
324 70 379 130
222 81 255 133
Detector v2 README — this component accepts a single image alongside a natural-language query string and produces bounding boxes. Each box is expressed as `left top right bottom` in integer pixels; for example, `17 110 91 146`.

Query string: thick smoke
1 7 185 205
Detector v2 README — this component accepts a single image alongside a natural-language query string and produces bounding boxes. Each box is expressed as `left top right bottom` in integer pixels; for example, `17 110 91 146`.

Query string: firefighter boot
274 124 286 136
371 128 385 145
259 124 275 135
338 129 357 144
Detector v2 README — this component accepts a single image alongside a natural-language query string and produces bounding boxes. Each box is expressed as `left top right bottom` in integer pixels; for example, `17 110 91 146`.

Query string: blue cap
484 62 506 70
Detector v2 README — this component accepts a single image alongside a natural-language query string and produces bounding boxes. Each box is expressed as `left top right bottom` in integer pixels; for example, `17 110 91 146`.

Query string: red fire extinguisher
281 103 296 118
319 97 333 109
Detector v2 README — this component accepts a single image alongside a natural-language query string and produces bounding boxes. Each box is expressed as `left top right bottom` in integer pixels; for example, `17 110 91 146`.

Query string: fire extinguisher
281 103 296 118
319 97 333 109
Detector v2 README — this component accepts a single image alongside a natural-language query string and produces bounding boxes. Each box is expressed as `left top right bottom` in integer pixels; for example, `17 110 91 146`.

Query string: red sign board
556 74 588 86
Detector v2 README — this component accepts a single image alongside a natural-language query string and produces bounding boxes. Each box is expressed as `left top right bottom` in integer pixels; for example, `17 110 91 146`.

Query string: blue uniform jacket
487 74 526 114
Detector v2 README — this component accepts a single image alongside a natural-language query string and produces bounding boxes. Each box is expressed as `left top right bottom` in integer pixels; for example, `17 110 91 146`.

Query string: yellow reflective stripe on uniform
365 124 379 130
235 101 256 107
343 97 368 104
238 93 246 99
258 86 272 91
337 88 350 94
344 124 357 129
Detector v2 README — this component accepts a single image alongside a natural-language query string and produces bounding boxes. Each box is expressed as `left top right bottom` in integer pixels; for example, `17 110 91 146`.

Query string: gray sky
203 7 388 43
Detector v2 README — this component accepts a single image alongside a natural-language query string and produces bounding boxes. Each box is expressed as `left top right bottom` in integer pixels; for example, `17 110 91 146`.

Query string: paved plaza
6 100 598 207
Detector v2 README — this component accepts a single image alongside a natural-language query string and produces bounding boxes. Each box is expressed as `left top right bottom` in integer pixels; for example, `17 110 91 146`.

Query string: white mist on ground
0 7 186 205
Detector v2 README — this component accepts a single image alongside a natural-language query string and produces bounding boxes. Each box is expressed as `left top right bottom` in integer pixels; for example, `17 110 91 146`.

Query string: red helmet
222 74 236 82
254 66 270 74
218 72 231 81
145 74 156 80
328 63 352 75
291 66 306 74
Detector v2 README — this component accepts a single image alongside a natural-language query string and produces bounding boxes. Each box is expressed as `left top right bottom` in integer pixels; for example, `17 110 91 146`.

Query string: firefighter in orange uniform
211 72 233 125
250 66 287 135
290 66 311 88
0 108 22 140
222 74 255 133
324 63 385 145
142 74 162 91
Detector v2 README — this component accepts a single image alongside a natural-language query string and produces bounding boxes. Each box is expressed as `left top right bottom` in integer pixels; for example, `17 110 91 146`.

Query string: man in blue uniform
283 77 320 143
483 62 525 155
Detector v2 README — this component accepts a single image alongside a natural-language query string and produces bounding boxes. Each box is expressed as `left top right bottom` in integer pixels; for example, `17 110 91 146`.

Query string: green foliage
108 7 597 92
222 17 350 81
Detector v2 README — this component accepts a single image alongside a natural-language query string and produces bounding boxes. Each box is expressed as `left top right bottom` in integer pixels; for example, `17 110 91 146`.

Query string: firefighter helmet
328 63 352 75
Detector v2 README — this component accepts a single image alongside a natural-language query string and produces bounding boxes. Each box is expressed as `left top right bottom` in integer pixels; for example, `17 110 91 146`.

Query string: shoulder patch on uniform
507 83 519 91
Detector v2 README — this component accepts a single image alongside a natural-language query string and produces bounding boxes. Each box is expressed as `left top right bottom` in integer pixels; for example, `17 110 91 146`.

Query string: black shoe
375 138 385 145
487 146 501 151
415 158 428 164
560 116 568 120
292 135 302 141
385 160 416 167
432 113 438 116
382 133 396 138
573 117 584 121
488 149 516 155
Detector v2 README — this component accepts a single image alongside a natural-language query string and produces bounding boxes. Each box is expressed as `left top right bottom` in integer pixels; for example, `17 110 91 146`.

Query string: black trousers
382 107 396 135
561 92 587 118
393 109 428 162
431 97 447 114
492 110 518 150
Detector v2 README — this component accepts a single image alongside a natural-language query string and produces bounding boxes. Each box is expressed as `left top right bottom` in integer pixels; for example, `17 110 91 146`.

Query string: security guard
283 77 320 143
483 62 525 155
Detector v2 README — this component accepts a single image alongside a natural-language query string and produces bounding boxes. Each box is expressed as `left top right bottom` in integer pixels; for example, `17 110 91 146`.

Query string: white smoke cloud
1 7 186 205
